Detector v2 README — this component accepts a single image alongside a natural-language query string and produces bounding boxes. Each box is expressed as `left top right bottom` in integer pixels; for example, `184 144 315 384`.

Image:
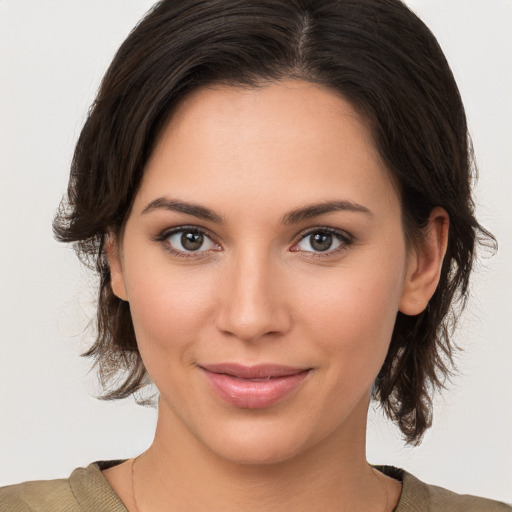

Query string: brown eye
295 228 351 255
181 231 204 251
164 228 219 255
310 232 333 252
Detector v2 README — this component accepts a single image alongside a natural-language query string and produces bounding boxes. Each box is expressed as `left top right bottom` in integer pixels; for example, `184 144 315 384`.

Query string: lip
200 363 311 410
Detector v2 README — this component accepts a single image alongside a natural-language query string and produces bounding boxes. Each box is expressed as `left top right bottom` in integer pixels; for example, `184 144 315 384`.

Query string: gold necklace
371 466 390 512
131 456 141 512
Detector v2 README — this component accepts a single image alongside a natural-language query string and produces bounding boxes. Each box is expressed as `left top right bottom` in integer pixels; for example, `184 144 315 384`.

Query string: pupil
181 231 203 251
311 233 332 252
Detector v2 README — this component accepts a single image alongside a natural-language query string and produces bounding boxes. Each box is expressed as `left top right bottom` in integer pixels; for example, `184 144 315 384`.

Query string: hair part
54 0 495 444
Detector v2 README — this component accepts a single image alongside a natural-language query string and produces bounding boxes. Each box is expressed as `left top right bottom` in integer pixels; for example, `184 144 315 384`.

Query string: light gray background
1 0 511 502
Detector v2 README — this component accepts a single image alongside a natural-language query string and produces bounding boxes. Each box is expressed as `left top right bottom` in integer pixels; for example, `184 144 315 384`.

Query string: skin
104 80 448 511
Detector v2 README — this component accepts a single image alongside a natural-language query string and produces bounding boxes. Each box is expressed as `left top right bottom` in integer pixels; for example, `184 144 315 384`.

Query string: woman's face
111 80 417 464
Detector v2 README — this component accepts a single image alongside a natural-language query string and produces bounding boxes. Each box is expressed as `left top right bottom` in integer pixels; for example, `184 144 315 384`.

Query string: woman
0 0 509 510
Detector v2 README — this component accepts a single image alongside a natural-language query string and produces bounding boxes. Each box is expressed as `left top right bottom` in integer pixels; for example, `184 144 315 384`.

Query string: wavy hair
54 0 495 444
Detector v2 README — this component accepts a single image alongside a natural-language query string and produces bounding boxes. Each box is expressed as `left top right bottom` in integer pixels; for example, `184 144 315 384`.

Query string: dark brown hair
54 0 494 444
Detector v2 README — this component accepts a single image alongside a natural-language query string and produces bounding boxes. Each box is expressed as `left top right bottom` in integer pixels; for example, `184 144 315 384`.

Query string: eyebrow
281 200 373 224
141 198 224 223
141 197 372 224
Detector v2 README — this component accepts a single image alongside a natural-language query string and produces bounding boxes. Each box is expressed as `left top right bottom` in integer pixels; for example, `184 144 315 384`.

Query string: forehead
158 80 375 163
135 80 399 220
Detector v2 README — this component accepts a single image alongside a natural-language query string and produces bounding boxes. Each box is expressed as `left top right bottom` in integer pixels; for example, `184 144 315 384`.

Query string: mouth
199 363 311 409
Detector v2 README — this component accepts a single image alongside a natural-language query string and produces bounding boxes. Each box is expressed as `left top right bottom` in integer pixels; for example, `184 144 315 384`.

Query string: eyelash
155 226 354 259
294 227 353 258
155 226 220 259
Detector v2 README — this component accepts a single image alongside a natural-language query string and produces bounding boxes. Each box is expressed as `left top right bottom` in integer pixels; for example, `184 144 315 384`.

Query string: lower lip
201 369 310 409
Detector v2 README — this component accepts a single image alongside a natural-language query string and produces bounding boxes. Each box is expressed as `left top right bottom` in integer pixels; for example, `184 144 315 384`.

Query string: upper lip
200 363 309 379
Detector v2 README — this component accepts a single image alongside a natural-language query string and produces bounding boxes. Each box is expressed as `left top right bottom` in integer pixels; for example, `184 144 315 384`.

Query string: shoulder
393 467 512 512
424 480 512 512
0 461 127 512
0 477 78 512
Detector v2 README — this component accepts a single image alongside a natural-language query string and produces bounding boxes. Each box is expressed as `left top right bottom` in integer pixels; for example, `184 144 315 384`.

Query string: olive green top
0 461 510 511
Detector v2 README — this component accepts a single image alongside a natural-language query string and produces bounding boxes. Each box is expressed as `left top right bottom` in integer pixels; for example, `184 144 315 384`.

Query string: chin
211 434 309 467
193 411 333 468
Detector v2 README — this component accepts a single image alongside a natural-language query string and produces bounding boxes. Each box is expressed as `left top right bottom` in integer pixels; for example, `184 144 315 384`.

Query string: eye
159 227 220 257
292 228 352 255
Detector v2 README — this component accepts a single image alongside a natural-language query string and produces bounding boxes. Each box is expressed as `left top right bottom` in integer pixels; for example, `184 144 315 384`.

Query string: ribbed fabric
0 461 127 512
383 469 511 512
1 461 510 511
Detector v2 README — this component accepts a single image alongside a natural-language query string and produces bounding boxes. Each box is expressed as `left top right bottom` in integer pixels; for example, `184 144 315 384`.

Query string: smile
200 364 311 409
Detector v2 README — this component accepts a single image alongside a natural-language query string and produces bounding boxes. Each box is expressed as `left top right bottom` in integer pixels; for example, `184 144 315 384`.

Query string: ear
105 233 128 302
399 207 449 316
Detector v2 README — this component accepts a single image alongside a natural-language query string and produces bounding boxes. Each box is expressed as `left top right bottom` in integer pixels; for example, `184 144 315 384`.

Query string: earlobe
105 233 128 302
399 207 449 316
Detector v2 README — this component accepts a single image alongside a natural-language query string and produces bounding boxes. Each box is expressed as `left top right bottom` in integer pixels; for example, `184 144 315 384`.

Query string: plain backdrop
0 0 511 503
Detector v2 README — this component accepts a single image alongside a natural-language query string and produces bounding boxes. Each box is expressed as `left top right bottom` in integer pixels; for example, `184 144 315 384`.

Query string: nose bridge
215 244 289 342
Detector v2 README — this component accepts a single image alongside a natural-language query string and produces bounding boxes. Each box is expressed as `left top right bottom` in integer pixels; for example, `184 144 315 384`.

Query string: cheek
124 259 218 361
298 255 405 375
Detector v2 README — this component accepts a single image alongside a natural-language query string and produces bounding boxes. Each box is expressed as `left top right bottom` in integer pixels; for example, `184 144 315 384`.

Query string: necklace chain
131 456 141 512
131 456 390 512
372 466 390 512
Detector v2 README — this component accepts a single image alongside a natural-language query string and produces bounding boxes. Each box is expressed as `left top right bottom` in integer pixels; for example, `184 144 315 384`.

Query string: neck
132 397 391 512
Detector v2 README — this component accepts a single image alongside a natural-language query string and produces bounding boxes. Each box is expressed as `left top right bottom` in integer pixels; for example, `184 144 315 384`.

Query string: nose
215 248 291 343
